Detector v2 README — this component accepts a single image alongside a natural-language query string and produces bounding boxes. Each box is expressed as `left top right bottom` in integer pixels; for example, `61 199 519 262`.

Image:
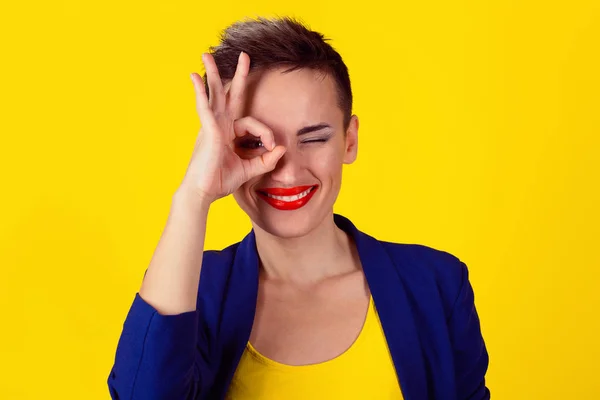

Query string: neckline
245 295 374 370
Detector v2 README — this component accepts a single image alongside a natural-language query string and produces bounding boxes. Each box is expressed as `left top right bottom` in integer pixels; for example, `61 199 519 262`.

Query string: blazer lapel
217 230 260 398
334 214 428 400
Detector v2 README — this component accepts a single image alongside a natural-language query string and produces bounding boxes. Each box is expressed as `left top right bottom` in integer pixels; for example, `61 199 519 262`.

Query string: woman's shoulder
378 240 469 304
340 213 468 294
380 240 465 274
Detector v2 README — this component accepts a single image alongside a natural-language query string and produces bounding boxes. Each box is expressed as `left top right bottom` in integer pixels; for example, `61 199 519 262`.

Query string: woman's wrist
172 186 212 216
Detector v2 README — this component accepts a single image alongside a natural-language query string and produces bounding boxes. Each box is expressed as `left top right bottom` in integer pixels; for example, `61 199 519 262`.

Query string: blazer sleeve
107 293 209 399
448 262 491 400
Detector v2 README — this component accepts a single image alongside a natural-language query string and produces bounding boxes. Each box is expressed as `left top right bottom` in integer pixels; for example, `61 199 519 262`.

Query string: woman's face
232 67 358 238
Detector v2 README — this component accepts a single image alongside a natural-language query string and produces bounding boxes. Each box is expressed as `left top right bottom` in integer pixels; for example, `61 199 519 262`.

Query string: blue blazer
108 214 490 400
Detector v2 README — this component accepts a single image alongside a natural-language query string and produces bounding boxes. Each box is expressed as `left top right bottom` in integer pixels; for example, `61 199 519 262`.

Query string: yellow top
225 295 404 399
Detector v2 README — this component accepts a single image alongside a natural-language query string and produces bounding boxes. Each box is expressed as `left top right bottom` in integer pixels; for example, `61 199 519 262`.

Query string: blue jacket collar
219 213 427 400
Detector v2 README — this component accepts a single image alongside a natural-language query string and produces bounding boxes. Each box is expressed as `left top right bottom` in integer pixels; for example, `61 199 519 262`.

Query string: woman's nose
268 147 302 184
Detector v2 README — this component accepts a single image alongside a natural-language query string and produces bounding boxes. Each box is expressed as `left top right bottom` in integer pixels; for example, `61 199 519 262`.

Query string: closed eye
301 138 329 144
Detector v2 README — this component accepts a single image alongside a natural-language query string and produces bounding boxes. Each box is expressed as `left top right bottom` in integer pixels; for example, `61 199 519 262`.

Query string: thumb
244 145 286 180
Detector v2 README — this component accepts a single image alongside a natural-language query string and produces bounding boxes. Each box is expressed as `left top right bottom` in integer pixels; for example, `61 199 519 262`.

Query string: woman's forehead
243 68 343 128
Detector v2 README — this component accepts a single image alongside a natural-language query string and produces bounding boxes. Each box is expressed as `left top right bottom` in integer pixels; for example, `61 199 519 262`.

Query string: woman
108 17 490 400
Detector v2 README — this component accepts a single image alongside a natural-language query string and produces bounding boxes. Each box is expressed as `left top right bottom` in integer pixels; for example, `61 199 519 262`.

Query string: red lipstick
257 185 318 211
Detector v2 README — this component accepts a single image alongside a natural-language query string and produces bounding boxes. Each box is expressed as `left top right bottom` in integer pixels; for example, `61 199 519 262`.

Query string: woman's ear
343 115 359 164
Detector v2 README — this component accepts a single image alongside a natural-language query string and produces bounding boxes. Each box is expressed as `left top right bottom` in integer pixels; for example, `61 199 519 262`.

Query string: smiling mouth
256 185 319 210
259 186 316 202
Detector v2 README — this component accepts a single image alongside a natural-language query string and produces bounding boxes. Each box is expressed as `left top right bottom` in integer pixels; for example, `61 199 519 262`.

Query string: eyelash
303 139 329 144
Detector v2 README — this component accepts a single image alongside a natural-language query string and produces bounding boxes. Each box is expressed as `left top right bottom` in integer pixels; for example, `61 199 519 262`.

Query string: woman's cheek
312 147 343 172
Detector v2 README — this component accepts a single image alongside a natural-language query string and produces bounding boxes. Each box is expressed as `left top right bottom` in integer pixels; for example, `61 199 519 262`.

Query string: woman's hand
180 52 286 205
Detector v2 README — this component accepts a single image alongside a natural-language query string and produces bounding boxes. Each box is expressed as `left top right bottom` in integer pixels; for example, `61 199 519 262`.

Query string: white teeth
266 187 314 202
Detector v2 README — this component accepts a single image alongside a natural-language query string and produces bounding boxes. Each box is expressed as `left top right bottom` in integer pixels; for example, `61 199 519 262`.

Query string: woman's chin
248 206 333 239
251 213 317 239
234 191 335 239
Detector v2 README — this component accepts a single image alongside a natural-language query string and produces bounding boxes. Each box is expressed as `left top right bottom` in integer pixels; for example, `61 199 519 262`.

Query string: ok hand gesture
182 52 286 204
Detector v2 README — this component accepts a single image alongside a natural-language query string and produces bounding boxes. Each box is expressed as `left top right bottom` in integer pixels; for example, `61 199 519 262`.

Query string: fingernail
238 51 244 61
190 73 194 82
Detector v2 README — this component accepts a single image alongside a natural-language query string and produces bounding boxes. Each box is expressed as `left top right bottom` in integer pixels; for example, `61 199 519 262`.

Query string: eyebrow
297 123 332 136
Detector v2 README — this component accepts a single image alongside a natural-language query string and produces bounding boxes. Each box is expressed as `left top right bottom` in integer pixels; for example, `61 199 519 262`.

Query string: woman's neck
252 214 360 285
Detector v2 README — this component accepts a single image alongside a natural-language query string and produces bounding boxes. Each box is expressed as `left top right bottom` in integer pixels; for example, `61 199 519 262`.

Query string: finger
227 52 250 118
191 72 209 115
243 145 287 180
190 72 220 137
233 117 276 151
202 53 226 112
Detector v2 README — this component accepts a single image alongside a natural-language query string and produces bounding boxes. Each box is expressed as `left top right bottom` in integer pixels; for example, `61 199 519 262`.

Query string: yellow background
1 1 599 398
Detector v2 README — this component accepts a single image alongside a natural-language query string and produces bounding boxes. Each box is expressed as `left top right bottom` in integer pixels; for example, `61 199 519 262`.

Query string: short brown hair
204 16 353 128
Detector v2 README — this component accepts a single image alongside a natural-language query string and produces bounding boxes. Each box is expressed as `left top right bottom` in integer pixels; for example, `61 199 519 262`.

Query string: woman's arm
140 191 210 315
107 193 211 399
